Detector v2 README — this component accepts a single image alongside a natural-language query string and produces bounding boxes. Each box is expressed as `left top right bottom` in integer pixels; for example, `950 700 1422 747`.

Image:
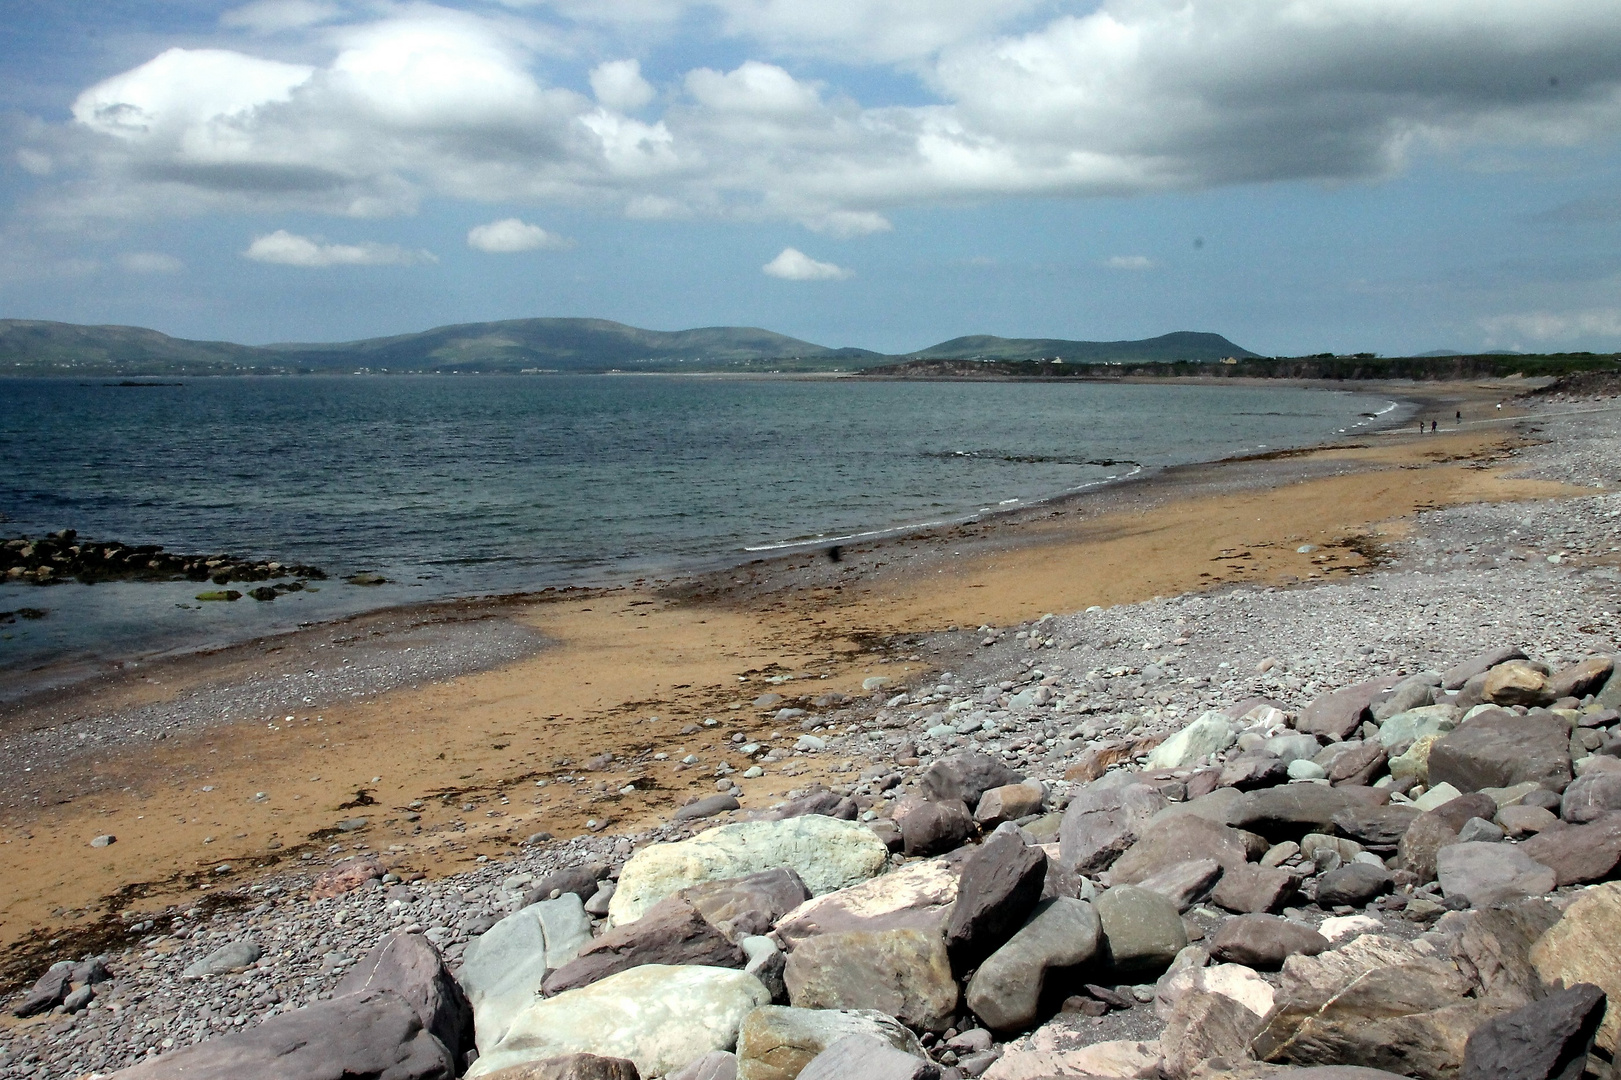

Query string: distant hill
905 331 1258 363
0 319 271 374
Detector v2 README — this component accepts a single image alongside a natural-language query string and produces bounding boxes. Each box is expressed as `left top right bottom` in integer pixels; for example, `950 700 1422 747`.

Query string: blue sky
2 0 1620 356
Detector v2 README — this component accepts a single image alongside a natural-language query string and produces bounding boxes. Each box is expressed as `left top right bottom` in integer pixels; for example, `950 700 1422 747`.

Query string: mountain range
0 318 1255 376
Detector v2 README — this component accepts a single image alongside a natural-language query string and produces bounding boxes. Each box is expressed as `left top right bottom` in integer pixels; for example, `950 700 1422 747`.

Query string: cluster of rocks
0 530 325 588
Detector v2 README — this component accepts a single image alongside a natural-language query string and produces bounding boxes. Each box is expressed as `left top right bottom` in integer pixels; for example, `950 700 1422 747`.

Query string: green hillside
905 330 1258 363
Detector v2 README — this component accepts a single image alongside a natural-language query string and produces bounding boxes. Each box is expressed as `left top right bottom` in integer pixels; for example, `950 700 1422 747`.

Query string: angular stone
1063 738 1150 783
1547 656 1614 701
459 896 594 1056
1299 678 1399 741
775 857 961 949
784 928 959 1031
1442 647 1528 691
966 897 1101 1032
1376 704 1459 749
1146 712 1235 769
182 940 263 978
1314 864 1392 908
1058 782 1167 873
609 816 889 925
1427 710 1573 794
918 753 1024 810
1232 785 1390 841
1371 675 1440 721
796 1035 939 1080
524 865 609 906
543 897 746 996
479 1055 640 1080
1561 769 1621 823
335 931 474 1070
1497 803 1560 837
675 795 741 822
1451 897 1563 1005
1096 885 1188 975
1484 660 1556 706
981 1037 1162 1080
466 965 771 1079
1219 754 1290 791
1396 812 1458 882
1413 781 1465 811
1436 842 1555 907
901 798 976 857
974 784 1044 828
679 868 811 943
12 964 72 1018
1388 735 1438 785
1430 792 1501 831
735 1006 922 1080
1135 859 1224 912
1327 740 1387 787
108 988 455 1080
1267 734 1325 764
1109 815 1249 885
1460 982 1606 1080
945 827 1048 972
1209 914 1329 969
1330 804 1418 850
1531 882 1621 1054
1211 864 1296 914
1519 813 1621 885
1161 989 1267 1080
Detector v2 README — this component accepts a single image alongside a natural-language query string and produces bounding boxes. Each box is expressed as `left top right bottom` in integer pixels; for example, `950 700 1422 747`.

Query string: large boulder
1145 712 1235 769
1436 842 1556 908
1231 785 1389 842
1209 914 1328 970
679 869 811 943
1058 782 1167 873
1108 815 1249 885
783 929 958 1031
334 931 473 1070
1330 805 1419 850
1210 864 1296 914
1519 813 1621 885
795 1034 939 1080
918 753 1024 810
1442 647 1527 691
900 799 976 857
459 896 594 1056
1531 882 1621 1055
775 856 963 949
944 827 1047 972
1096 885 1187 975
107 988 456 1080
1483 662 1556 707
1560 770 1621 824
1427 710 1572 794
1548 656 1614 701
1135 859 1224 911
543 897 746 996
466 965 770 1079
1299 678 1400 741
974 784 1044 828
735 1006 923 1080
609 817 889 925
1315 864 1392 908
965 897 1101 1032
1459 982 1606 1080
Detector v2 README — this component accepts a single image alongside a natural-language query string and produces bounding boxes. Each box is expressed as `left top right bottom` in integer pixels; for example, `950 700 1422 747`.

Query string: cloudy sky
2 0 1620 355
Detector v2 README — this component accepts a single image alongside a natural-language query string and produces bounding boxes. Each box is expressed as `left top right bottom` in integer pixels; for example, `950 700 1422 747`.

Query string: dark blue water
0 375 1396 673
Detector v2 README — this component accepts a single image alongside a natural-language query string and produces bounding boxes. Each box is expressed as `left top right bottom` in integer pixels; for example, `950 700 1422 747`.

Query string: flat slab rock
795 1034 939 1080
1436 842 1557 908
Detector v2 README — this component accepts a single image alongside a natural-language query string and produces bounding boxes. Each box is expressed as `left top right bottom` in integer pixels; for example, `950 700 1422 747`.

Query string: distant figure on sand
1456 410 1462 424
1431 420 1438 432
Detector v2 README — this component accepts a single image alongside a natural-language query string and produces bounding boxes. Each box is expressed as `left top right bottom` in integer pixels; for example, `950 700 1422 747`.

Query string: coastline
0 376 1579 966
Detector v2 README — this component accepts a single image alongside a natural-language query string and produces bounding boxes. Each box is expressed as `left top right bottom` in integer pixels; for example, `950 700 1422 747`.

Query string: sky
1 0 1620 356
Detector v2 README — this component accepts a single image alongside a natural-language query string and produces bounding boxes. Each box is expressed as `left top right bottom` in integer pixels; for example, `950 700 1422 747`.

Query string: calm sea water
0 375 1397 676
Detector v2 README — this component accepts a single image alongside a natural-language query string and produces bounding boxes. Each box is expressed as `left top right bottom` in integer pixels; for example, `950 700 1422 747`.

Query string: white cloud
1481 308 1621 342
467 217 572 252
15 149 52 176
220 0 344 34
763 247 851 280
243 229 435 266
590 59 656 112
119 251 184 273
1104 255 1154 271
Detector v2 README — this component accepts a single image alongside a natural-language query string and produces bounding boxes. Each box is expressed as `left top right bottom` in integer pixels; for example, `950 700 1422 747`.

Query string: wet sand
0 378 1579 966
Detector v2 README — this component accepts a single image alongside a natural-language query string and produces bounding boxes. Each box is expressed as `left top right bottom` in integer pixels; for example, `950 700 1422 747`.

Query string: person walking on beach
1431 420 1438 432
1456 410 1462 424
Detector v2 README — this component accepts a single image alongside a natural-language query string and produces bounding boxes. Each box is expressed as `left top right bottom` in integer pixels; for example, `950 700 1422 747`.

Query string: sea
0 374 1400 680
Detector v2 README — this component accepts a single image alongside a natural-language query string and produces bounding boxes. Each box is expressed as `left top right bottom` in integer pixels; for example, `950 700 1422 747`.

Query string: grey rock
478 1055 641 1080
334 931 474 1069
1371 675 1439 721
1442 646 1528 691
679 868 811 942
1299 678 1399 741
1330 804 1419 850
182 940 263 978
1456 816 1505 843
1209 913 1329 969
668 1052 737 1080
1211 863 1296 914
1134 859 1224 912
1058 782 1167 873
1460 982 1606 1080
1520 813 1621 885
944 826 1047 972
918 753 1024 811
1437 842 1556 907
1096 884 1188 975
901 798 976 857
544 897 746 995
1232 784 1390 841
1428 709 1573 794
523 864 608 906
795 1034 940 1080
1108 814 1249 885
1561 769 1621 823
459 895 594 1056
784 928 959 1031
965 897 1101 1032
12 963 72 1018
675 795 741 821
62 984 94 1011
740 937 786 1003
735 1005 922 1080
1314 864 1393 908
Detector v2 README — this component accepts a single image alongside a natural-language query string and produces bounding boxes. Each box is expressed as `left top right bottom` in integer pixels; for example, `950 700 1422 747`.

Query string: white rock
1287 759 1327 780
457 895 593 1055
464 964 770 1078
1412 782 1464 812
1318 914 1382 943
1145 713 1235 770
609 815 890 926
775 857 960 948
1199 963 1275 1018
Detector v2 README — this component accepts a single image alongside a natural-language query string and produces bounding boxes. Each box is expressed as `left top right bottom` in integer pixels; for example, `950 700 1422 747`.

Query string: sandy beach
0 377 1579 975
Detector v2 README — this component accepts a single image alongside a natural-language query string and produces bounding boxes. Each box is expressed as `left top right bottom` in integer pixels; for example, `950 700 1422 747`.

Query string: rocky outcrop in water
1 529 324 586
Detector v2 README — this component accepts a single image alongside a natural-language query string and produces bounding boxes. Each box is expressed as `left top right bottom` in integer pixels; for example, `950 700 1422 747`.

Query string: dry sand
0 379 1581 963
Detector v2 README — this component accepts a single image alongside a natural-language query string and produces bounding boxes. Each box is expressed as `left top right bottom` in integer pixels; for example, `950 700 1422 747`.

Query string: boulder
1209 914 1329 970
522 865 608 906
1096 885 1188 975
679 868 812 943
1547 656 1614 701
1427 710 1572 794
1375 705 1458 749
543 897 746 996
1519 813 1621 885
944 827 1048 972
901 798 976 857
1436 842 1555 908
1395 812 1457 882
1430 792 1501 831
478 1056 640 1080
1135 859 1224 912
1442 647 1528 691
668 1052 738 1080
1232 785 1389 842
1561 770 1621 823
775 856 962 948
1330 805 1419 850
12 964 72 1018
1161 989 1268 1080
1314 864 1392 908
784 928 958 1031
1371 675 1440 721
795 1034 939 1080
334 931 473 1070
459 896 594 1056
1059 782 1167 873
182 940 263 979
1531 882 1621 1054
1299 678 1399 741
981 1036 1162 1080
1326 741 1387 787
735 1006 923 1080
975 784 1044 828
1146 712 1236 769
918 753 1024 810
965 897 1101 1032
1484 661 1556 707
1108 815 1249 885
1459 982 1606 1080
1218 754 1288 789
1451 897 1563 1005
466 965 771 1079
1064 738 1154 782
1388 735 1439 785
676 795 742 822
1497 803 1560 837
766 789 852 821
1211 864 1296 914
107 988 455 1080
609 816 889 925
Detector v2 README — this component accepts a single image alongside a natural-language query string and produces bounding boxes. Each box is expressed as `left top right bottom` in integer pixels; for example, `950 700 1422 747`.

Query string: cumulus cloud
1104 255 1154 271
119 251 184 273
467 217 572 252
243 229 435 266
22 1 1621 234
220 0 345 34
763 247 851 280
